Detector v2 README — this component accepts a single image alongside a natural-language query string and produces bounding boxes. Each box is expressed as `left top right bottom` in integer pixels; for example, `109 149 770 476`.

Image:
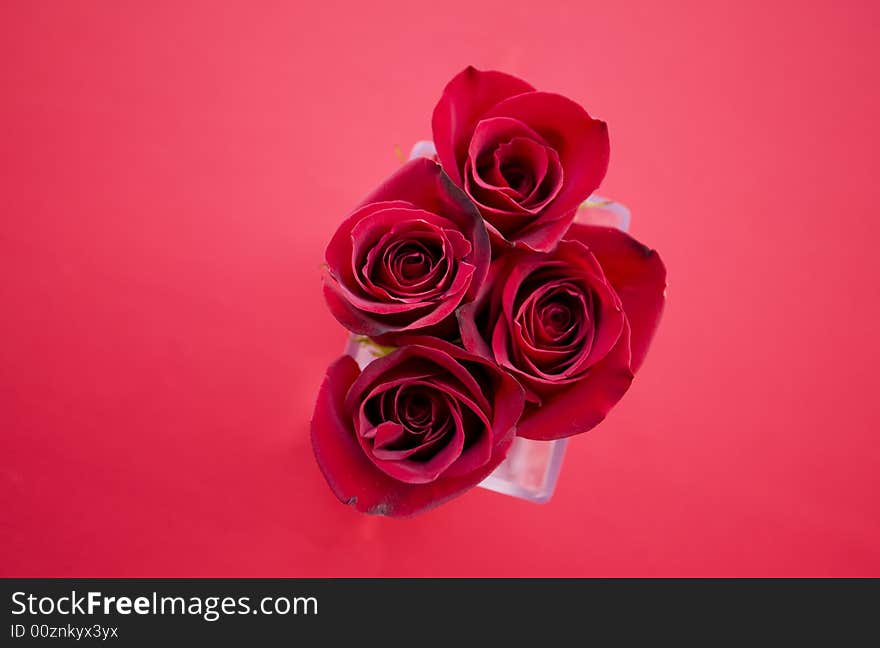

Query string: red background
2 1 879 576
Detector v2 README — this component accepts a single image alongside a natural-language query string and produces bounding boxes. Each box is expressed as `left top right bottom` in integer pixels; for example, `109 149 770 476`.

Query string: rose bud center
507 276 602 382
468 131 564 217
534 286 586 342
365 382 459 461
395 244 435 282
365 228 464 302
351 353 498 486
541 303 572 336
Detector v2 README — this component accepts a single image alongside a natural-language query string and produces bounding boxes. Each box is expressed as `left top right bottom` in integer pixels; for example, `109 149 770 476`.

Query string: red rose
310 337 525 516
458 224 666 440
323 158 490 341
432 66 610 252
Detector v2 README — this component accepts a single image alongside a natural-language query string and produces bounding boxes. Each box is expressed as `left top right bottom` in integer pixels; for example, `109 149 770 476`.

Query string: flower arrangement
311 67 666 516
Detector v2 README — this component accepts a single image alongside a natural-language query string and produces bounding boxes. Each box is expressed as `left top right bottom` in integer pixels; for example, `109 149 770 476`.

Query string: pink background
2 1 879 576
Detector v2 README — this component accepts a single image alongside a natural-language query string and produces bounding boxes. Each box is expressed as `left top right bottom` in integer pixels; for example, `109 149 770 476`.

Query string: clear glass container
341 142 631 504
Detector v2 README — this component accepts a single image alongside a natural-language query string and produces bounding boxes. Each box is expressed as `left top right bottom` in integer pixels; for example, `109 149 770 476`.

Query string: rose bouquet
312 67 666 516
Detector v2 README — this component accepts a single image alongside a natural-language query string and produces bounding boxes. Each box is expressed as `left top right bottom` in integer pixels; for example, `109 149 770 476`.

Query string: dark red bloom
310 337 525 516
458 224 666 440
323 158 489 341
432 66 610 252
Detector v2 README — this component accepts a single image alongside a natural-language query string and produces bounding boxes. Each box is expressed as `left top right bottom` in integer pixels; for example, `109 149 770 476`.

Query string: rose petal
326 200 414 289
440 362 523 478
432 66 535 186
566 224 667 372
549 241 625 373
365 403 465 484
390 337 525 478
322 281 407 336
360 221 449 301
515 320 635 440
457 253 517 362
347 342 491 418
469 117 549 160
